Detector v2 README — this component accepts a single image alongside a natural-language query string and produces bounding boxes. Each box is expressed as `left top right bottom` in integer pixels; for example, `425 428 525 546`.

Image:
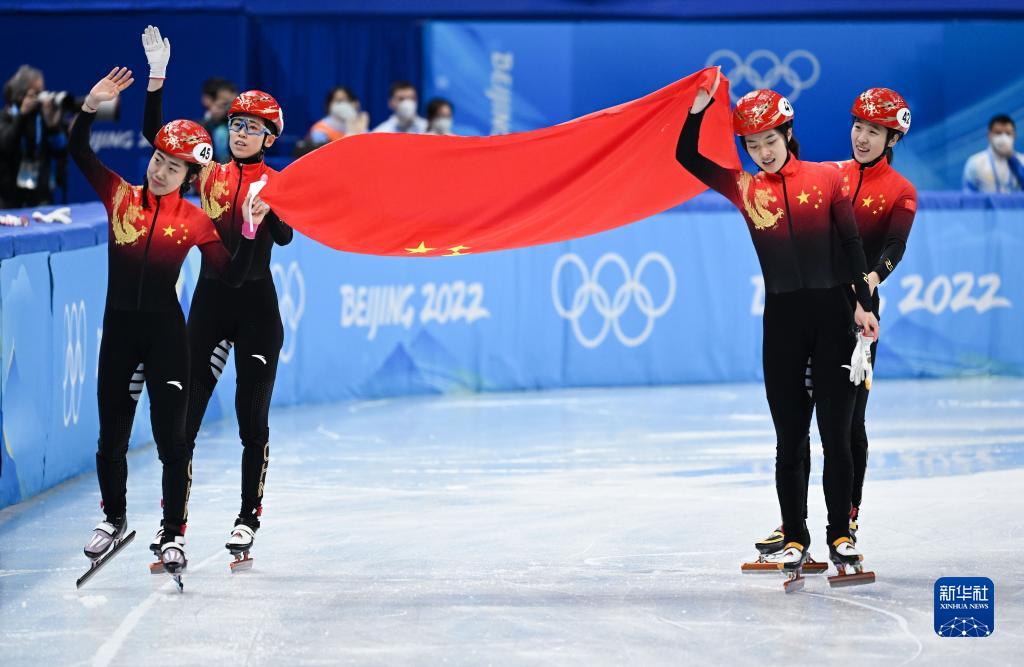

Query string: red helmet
229 90 284 135
733 89 794 136
154 119 213 165
852 88 911 134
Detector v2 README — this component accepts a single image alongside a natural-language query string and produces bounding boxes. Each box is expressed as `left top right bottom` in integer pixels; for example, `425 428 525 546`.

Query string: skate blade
783 575 805 594
802 560 828 574
229 554 254 573
828 570 875 588
76 530 136 589
741 561 782 572
169 573 184 593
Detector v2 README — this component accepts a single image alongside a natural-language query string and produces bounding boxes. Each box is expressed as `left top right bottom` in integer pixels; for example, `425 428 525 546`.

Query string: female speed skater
675 70 879 590
72 67 271 587
140 26 292 568
753 87 917 563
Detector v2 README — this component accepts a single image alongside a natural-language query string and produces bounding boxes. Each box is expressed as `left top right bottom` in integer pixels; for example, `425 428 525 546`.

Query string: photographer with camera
0 65 70 209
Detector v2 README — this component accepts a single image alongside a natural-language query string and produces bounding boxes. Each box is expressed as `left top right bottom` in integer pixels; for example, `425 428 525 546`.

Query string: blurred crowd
5 61 1023 210
1 64 456 208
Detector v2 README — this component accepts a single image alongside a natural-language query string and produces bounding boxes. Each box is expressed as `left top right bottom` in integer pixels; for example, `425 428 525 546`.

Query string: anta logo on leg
166 380 183 390
271 261 305 364
551 252 676 349
705 49 820 102
63 300 87 426
251 354 267 365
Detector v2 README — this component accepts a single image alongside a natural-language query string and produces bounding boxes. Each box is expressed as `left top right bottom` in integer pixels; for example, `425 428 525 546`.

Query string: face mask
330 101 356 122
991 132 1014 154
432 117 452 134
396 99 417 121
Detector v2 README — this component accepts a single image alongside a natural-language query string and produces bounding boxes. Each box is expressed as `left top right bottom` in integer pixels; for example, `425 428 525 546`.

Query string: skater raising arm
675 70 743 202
675 81 878 589
72 67 268 588
140 26 292 248
139 25 293 566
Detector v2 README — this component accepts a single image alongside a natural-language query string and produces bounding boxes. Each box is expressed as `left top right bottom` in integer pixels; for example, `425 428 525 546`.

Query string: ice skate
827 537 875 587
148 520 165 574
77 516 136 588
226 518 257 572
161 534 187 592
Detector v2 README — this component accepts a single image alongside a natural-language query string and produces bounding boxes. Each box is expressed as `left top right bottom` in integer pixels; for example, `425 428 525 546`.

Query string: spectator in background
308 86 369 144
426 97 455 136
963 114 1024 193
200 77 238 164
372 81 427 134
0 65 68 208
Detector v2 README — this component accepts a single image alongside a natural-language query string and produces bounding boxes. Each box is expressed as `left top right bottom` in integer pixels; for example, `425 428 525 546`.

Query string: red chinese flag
260 68 738 256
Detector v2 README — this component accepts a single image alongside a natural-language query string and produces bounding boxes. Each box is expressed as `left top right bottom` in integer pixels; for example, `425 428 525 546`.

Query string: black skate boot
755 525 785 554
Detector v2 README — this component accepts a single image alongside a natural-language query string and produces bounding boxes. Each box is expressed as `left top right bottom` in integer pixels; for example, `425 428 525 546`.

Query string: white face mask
330 101 356 122
396 98 417 121
432 117 452 134
991 132 1014 155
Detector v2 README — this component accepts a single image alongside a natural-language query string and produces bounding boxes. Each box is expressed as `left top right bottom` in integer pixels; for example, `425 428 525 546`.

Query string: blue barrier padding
0 192 1021 510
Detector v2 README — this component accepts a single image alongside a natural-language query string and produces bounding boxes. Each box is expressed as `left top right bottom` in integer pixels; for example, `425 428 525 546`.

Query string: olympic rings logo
63 300 87 426
271 261 305 364
551 252 676 349
705 49 821 102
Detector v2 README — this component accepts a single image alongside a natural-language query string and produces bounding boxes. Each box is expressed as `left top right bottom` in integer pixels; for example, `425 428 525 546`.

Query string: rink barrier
0 192 1021 508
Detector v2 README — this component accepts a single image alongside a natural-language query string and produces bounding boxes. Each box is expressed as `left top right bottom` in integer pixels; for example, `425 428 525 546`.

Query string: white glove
32 207 72 224
842 334 874 389
142 25 171 79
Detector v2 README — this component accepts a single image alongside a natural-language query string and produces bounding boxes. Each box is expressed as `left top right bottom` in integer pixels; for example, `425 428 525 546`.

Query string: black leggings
96 308 191 535
849 335 877 508
801 296 878 511
764 287 857 546
186 277 282 521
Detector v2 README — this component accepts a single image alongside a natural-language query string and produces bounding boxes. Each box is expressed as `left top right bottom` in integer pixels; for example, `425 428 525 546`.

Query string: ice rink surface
2 378 1021 665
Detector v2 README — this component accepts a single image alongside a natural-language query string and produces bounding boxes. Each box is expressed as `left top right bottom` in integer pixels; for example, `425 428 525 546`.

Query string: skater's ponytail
779 121 800 160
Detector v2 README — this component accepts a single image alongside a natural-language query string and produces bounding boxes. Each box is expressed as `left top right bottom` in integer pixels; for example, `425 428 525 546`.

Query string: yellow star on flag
862 195 875 208
405 241 435 254
445 245 471 256
163 225 176 237
796 191 810 205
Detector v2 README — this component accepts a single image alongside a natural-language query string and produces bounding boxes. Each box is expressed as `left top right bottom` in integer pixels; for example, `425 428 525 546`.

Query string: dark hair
5 64 43 104
324 86 358 113
389 80 415 97
988 114 1015 131
202 77 237 99
426 97 453 122
141 156 203 209
742 121 800 161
